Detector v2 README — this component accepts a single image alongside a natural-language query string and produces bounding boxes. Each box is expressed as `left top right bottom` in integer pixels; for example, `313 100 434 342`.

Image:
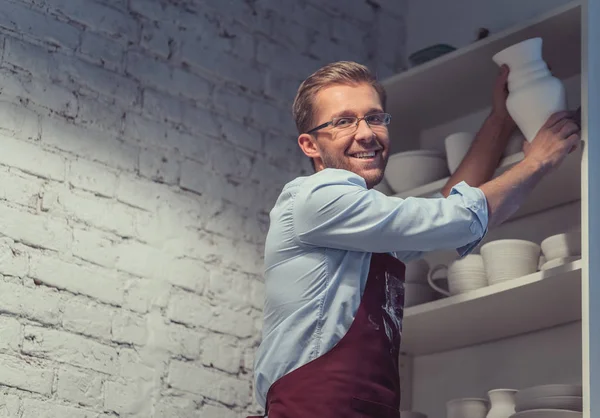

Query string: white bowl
404 283 435 307
445 132 475 174
481 239 540 283
405 259 430 283
516 384 582 404
510 409 582 418
400 411 427 418
541 229 581 260
384 150 449 194
541 256 580 271
515 395 582 412
446 398 488 418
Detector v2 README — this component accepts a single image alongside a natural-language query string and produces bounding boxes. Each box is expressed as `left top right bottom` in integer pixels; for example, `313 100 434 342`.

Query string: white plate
388 149 445 159
510 409 582 418
516 395 582 412
541 256 580 271
516 384 582 403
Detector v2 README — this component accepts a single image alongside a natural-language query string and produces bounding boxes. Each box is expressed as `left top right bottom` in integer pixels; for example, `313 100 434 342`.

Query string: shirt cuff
449 182 489 257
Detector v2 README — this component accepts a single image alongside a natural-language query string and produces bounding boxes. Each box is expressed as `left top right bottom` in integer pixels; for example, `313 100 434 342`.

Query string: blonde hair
292 61 387 135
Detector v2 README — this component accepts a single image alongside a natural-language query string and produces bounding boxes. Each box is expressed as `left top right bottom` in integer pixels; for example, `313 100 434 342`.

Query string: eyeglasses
306 112 391 134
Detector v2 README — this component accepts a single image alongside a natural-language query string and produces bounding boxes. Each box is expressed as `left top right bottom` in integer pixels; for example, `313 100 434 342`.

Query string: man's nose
354 118 375 141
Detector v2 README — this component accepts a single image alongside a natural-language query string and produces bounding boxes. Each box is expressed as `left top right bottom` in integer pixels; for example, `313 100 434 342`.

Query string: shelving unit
401 260 582 355
392 148 581 221
382 1 582 153
377 1 598 417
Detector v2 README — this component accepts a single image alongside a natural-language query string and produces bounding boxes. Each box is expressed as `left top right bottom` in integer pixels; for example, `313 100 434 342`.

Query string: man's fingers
566 133 581 154
542 110 573 129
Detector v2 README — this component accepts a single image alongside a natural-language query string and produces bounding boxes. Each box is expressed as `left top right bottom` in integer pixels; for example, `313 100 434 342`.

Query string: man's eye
334 118 355 127
367 114 385 124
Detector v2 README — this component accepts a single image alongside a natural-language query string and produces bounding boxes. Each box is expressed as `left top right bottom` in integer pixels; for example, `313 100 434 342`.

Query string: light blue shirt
253 168 489 408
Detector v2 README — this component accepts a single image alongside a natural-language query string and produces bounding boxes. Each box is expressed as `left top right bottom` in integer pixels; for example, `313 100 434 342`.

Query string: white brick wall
0 0 407 416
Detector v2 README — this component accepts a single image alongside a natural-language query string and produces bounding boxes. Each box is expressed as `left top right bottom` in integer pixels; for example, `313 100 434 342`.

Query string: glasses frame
305 112 392 134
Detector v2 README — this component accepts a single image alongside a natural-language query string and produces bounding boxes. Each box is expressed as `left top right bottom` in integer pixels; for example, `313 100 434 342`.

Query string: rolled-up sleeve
293 169 488 256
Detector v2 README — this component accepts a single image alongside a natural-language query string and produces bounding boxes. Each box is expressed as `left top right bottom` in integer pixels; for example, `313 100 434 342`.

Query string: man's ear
298 133 321 160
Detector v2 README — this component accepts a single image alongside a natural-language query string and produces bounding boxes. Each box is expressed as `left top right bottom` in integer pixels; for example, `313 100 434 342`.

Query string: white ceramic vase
492 37 567 142
486 389 517 418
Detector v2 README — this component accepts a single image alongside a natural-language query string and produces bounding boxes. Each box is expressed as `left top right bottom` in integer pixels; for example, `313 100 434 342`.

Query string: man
250 61 580 417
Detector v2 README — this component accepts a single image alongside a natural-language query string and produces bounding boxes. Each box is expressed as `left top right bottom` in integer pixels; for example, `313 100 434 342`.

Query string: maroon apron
249 252 406 418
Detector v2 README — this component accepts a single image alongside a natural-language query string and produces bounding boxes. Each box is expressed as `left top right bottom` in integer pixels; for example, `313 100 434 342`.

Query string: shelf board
382 1 582 141
390 147 582 221
400 260 582 356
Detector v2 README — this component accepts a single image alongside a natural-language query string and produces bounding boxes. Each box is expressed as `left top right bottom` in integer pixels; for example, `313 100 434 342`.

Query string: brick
112 310 147 345
20 399 98 418
44 0 138 39
115 173 163 211
0 133 65 181
0 316 21 352
263 71 301 103
23 326 118 374
209 140 254 178
165 257 209 293
207 268 253 310
154 397 197 418
220 118 262 152
62 297 114 339
139 147 180 185
201 404 238 418
56 367 104 407
0 69 77 117
0 167 44 208
0 280 62 325
29 253 124 305
79 31 125 71
124 112 211 163
0 238 29 277
0 100 40 140
105 381 149 415
113 239 171 279
142 89 220 139
0 1 80 49
126 51 211 101
256 40 320 80
213 85 252 120
42 117 138 172
74 96 126 135
0 394 20 418
0 202 70 252
146 311 202 358
0 353 53 394
201 334 242 374
168 361 250 406
72 227 119 268
57 188 139 238
123 278 171 313
128 0 174 22
140 20 177 59
69 159 118 197
202 201 247 240
167 290 254 338
116 347 159 382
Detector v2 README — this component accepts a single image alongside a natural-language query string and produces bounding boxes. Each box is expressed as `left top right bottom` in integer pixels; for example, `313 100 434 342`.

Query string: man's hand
491 64 516 130
522 110 581 172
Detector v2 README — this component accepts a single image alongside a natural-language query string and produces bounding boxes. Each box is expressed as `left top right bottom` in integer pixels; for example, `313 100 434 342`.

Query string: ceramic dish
510 409 582 418
515 395 582 412
384 150 449 194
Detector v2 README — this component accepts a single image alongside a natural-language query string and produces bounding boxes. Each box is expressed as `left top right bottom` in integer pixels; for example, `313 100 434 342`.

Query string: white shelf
401 259 582 356
390 148 582 221
382 1 581 145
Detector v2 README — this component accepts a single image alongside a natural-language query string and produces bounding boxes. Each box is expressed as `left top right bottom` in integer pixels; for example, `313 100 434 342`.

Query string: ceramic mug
427 255 487 296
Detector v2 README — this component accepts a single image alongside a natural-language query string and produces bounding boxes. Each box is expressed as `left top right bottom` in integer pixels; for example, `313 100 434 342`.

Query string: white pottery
541 229 582 260
515 384 582 405
373 177 394 195
445 132 475 174
538 255 547 271
492 37 567 143
405 259 430 283
384 150 449 194
509 410 582 418
486 389 517 418
480 239 540 284
404 283 435 307
503 131 525 157
515 395 582 412
541 256 580 271
400 411 428 418
427 255 487 296
447 398 488 418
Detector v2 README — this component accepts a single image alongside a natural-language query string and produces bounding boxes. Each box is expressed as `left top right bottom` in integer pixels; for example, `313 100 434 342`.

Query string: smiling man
250 61 580 418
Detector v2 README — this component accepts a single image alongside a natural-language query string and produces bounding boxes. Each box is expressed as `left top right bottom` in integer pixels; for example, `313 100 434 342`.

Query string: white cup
427 255 487 296
446 398 488 418
445 132 475 174
481 239 540 284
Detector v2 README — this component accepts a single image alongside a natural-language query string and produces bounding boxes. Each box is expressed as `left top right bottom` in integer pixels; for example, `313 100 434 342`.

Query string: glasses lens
366 113 390 125
332 117 358 129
